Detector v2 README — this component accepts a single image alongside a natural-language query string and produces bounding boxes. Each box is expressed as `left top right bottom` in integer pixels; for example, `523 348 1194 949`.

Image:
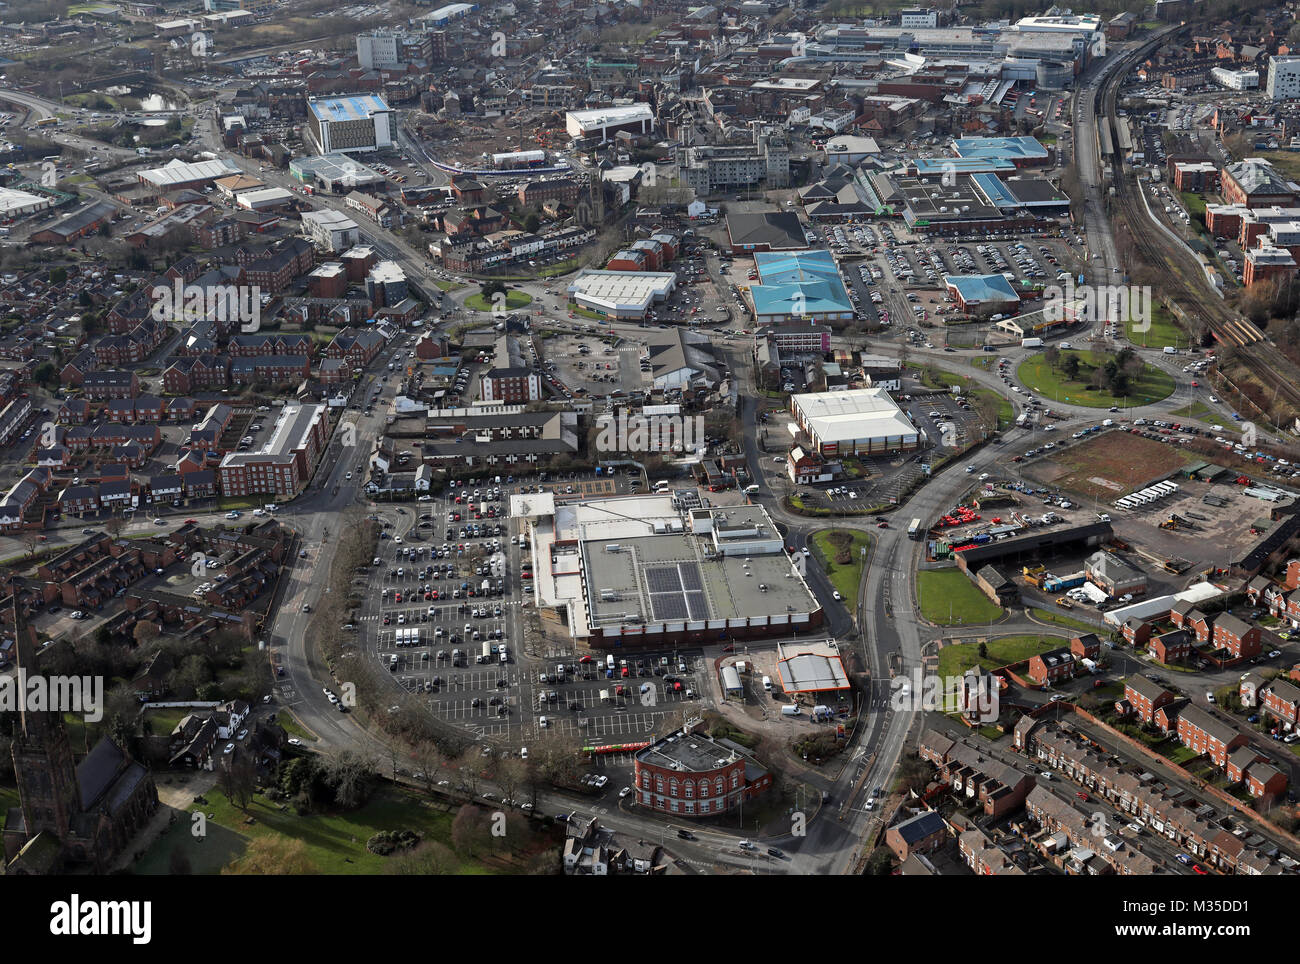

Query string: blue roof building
951 136 1050 166
751 250 854 324
944 274 1021 312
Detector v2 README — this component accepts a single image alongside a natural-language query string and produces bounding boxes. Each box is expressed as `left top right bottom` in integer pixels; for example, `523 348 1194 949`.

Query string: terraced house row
1014 717 1286 874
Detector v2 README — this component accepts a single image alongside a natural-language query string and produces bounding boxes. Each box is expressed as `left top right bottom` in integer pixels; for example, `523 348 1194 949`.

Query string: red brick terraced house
1176 704 1249 765
229 355 311 386
1211 612 1263 660
164 355 230 395
1148 629 1194 664
324 328 386 368
1259 678 1300 731
81 371 139 401
918 729 1035 819
1122 675 1179 724
1027 647 1077 686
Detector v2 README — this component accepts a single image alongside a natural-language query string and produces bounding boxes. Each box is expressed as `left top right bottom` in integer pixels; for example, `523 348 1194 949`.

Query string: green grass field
936 634 1068 678
1180 192 1207 219
464 290 532 312
1124 304 1185 349
972 388 1014 429
1029 607 1100 634
916 569 1003 626
134 786 518 875
808 529 871 601
1017 350 1175 408
1168 400 1214 421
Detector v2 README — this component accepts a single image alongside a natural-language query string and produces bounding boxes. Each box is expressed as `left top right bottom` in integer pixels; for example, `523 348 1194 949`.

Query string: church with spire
2 586 158 874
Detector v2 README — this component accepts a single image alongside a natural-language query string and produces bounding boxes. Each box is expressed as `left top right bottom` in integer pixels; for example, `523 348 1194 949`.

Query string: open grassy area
133 785 528 875
568 304 609 321
1124 303 1186 350
1168 400 1214 421
1180 192 1207 219
276 709 318 743
972 388 1014 429
1016 349 1175 408
432 279 464 292
916 568 1003 626
936 633 1067 678
143 706 190 736
1029 607 1101 633
464 290 532 312
808 529 871 601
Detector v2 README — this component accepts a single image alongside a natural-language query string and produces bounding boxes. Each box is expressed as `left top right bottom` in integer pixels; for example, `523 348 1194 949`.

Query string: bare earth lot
1025 432 1197 501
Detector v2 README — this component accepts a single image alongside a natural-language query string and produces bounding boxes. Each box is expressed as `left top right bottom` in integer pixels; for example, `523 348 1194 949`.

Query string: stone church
2 592 159 874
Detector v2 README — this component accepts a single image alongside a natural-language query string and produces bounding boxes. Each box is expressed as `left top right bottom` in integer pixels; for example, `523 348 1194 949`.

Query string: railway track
1096 49 1300 423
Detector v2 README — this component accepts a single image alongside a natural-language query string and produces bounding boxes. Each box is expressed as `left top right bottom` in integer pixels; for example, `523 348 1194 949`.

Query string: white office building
1267 55 1300 100
899 8 938 28
301 209 362 252
1211 67 1259 91
356 31 401 70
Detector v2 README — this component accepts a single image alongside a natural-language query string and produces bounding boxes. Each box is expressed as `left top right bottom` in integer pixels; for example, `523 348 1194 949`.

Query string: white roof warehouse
790 388 920 457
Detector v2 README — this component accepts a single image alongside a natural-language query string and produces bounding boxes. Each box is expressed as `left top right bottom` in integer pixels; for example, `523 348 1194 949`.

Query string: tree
1061 354 1081 381
1043 345 1060 370
391 840 458 874
496 756 528 807
19 530 43 558
449 804 492 858
222 837 319 875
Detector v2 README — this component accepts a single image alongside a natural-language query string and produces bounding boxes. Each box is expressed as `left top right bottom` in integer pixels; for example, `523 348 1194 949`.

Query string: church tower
8 583 81 843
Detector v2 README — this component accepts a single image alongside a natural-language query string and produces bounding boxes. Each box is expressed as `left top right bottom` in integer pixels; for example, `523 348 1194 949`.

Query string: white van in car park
780 704 801 716
762 675 773 692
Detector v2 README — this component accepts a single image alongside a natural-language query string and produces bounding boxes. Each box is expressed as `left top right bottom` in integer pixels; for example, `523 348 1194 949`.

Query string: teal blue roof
752 250 852 316
952 136 1049 161
944 274 1020 304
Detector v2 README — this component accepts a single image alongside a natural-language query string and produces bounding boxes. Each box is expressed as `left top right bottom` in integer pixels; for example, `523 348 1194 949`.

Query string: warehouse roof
138 158 240 188
945 273 1021 304
952 135 1050 161
726 210 807 250
791 388 918 443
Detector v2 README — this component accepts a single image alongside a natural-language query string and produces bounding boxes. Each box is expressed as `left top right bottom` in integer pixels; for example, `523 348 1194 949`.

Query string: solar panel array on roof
646 563 708 621
680 565 702 591
651 593 688 621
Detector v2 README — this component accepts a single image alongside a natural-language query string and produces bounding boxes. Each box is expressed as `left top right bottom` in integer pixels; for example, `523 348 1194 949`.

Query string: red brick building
633 724 771 818
1027 647 1076 685
1176 704 1248 765
1123 675 1178 724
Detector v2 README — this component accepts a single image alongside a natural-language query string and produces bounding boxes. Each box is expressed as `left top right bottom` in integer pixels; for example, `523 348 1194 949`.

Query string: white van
780 704 801 716
1163 346 1177 354
744 484 761 494
762 675 773 692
